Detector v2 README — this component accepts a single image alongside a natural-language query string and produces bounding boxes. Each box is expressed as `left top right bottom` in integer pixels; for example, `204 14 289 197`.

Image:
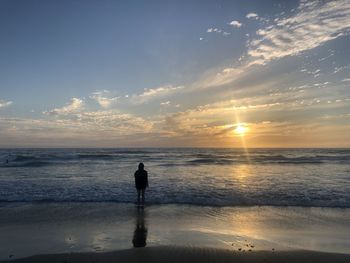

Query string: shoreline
1 201 350 209
2 246 350 263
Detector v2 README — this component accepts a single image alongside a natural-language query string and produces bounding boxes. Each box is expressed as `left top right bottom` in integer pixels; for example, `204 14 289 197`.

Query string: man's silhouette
134 163 148 205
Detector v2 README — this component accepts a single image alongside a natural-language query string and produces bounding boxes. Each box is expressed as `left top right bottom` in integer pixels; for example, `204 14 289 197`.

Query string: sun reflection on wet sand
0 204 349 260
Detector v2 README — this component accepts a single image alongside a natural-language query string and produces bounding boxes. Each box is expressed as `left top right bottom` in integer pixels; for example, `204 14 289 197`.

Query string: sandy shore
2 246 350 263
1 203 350 260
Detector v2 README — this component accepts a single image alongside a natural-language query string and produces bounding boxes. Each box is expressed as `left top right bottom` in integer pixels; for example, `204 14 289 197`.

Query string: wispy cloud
158 85 350 147
44 98 84 116
207 28 219 33
160 101 171 106
192 0 350 92
90 90 120 108
0 110 154 147
246 12 259 19
134 85 184 104
207 27 230 36
229 20 242 28
191 66 244 90
140 85 183 97
247 0 350 65
74 111 153 133
0 100 12 108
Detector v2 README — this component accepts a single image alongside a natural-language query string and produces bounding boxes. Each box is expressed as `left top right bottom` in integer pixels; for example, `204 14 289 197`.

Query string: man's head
138 162 144 170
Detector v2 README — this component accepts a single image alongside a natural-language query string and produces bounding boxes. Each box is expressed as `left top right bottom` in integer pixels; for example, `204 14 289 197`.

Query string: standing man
134 163 148 205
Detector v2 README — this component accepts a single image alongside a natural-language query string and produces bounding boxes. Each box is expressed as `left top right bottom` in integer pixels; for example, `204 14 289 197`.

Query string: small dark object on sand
272 248 275 251
238 248 242 251
248 249 252 252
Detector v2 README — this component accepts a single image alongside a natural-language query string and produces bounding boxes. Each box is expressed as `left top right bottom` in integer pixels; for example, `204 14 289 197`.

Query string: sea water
0 148 349 207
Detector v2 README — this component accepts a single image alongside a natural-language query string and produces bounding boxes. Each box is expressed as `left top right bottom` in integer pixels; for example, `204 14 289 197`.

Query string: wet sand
1 203 350 261
2 246 350 263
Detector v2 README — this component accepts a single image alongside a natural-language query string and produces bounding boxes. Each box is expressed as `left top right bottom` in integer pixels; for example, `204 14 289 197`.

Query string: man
134 163 148 205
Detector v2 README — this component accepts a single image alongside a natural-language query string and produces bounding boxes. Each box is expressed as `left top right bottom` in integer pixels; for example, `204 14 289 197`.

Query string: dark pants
137 188 146 204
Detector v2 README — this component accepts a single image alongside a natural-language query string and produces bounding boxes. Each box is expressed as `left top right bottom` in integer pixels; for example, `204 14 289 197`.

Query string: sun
234 124 248 135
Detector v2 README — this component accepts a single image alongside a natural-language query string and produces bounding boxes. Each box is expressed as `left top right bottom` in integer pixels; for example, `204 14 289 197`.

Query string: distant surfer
134 163 148 206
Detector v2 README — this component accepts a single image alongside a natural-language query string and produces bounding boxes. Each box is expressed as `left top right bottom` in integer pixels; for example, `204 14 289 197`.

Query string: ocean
0 148 349 207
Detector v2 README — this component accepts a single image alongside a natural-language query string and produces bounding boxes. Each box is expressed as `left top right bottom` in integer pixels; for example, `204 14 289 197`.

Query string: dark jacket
134 170 148 189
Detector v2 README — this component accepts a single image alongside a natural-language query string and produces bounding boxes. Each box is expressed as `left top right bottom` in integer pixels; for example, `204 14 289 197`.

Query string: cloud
207 27 230 36
157 82 350 146
140 85 183 97
191 66 244 90
159 99 282 145
90 90 120 108
44 98 84 116
191 1 350 92
208 28 221 33
229 20 242 28
0 100 12 108
160 101 171 106
246 13 259 19
74 111 153 133
186 0 350 93
0 109 154 147
247 0 350 65
133 85 184 104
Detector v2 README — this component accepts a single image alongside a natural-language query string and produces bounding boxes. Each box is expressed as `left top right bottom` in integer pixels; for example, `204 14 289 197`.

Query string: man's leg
137 189 141 204
141 188 145 204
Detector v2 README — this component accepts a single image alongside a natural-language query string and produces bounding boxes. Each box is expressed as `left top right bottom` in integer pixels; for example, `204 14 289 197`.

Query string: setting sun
234 124 248 135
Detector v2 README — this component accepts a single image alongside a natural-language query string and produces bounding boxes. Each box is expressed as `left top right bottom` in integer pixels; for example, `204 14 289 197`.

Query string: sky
1 0 350 148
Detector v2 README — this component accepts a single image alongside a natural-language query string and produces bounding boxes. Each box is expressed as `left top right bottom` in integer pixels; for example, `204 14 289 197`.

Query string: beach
1 148 350 261
3 247 350 263
1 203 349 262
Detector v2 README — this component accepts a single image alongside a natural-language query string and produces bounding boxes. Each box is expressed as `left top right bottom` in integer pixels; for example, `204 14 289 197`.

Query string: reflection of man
132 208 148 247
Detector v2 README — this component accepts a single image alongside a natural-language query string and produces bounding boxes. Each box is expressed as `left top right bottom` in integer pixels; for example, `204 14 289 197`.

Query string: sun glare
234 124 248 135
